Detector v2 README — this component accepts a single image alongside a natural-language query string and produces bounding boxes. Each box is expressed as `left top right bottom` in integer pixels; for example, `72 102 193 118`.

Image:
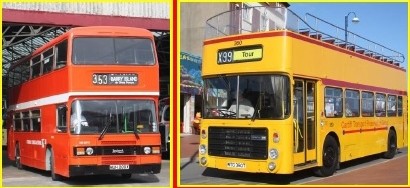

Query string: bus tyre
50 149 62 181
315 136 338 177
383 130 397 159
15 144 23 169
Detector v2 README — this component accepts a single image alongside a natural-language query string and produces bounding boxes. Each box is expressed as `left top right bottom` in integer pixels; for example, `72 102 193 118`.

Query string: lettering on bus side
234 40 242 46
26 139 47 148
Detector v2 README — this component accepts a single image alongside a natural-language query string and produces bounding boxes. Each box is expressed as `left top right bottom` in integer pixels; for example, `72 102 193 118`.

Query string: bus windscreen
72 37 155 65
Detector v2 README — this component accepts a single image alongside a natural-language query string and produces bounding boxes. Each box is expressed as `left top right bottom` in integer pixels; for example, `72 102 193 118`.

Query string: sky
288 3 408 71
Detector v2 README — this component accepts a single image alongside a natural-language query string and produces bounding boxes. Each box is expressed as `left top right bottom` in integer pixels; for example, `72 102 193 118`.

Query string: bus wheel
50 149 62 181
121 174 132 179
383 130 397 159
15 144 23 169
314 136 338 177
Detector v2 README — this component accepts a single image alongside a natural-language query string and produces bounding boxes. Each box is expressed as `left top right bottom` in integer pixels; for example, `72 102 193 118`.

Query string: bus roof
9 26 154 69
204 6 405 67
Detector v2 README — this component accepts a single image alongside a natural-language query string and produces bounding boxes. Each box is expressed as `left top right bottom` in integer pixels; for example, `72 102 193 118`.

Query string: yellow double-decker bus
199 6 407 177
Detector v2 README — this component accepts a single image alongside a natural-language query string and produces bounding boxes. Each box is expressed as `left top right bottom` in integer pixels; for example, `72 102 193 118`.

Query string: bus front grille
101 156 136 165
208 127 268 160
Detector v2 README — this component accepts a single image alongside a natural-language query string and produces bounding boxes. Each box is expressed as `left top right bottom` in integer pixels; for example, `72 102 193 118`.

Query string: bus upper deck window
56 40 68 69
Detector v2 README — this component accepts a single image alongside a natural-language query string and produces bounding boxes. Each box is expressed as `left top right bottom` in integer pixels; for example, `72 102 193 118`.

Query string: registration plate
109 164 130 170
227 162 246 169
92 73 138 85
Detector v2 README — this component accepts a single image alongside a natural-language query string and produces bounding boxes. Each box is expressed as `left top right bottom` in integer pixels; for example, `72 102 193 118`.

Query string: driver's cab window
56 104 67 133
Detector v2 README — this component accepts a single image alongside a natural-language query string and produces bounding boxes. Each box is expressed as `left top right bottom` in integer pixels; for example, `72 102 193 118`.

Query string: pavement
179 133 408 185
304 152 408 185
180 133 199 163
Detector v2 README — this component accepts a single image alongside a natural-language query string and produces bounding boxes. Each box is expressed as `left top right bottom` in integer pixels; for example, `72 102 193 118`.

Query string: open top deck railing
205 6 405 66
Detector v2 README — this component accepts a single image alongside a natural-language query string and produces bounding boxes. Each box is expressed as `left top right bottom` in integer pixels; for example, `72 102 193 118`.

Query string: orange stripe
343 126 388 134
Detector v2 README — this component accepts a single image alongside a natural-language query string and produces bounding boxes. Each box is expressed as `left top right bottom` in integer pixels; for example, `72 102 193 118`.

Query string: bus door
293 79 317 165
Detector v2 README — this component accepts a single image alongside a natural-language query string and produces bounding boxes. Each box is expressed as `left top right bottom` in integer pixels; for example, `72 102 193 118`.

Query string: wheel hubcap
323 146 335 167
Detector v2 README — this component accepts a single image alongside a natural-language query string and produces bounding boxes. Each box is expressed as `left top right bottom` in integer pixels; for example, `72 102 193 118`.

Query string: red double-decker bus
6 26 161 180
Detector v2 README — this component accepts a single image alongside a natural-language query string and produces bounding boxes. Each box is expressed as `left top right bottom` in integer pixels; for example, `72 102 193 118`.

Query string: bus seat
56 61 67 69
355 49 365 54
298 29 310 36
336 43 346 48
309 33 322 40
346 45 355 51
364 52 373 57
322 38 335 44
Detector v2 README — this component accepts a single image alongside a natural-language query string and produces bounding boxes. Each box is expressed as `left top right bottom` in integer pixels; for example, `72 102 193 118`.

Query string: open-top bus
199 6 407 176
6 26 161 180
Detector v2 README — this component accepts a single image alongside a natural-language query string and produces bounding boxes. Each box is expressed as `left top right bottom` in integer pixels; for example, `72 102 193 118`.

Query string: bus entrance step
294 161 318 172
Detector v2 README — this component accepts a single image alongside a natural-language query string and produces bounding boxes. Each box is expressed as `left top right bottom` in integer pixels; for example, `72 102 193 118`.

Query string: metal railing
205 6 405 65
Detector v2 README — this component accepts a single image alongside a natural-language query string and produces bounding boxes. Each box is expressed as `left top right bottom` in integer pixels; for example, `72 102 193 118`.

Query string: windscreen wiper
133 124 140 139
99 118 112 140
251 96 261 122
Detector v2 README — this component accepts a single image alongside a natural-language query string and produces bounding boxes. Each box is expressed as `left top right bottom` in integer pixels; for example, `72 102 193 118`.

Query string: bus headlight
86 147 94 155
144 147 152 154
200 157 207 165
269 148 279 159
199 145 207 155
268 162 276 171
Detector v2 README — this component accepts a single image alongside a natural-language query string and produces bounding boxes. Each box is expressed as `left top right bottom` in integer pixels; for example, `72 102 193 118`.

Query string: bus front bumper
69 164 161 177
201 156 279 174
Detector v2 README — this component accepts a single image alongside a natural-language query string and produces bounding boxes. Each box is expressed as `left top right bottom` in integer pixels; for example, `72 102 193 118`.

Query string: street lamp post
345 12 360 43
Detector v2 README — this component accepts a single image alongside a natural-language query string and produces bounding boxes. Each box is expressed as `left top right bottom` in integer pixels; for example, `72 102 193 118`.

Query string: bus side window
387 95 397 117
324 87 343 117
13 113 22 131
31 110 41 132
398 96 403 116
57 105 67 133
31 55 42 78
42 48 54 74
375 93 386 117
55 40 68 69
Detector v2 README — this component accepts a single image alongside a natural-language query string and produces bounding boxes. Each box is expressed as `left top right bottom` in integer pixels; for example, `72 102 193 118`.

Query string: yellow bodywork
200 30 407 174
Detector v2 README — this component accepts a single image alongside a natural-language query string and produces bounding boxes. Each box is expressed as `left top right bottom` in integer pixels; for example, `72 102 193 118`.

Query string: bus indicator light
76 148 85 156
152 146 161 154
273 132 280 143
201 129 207 139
